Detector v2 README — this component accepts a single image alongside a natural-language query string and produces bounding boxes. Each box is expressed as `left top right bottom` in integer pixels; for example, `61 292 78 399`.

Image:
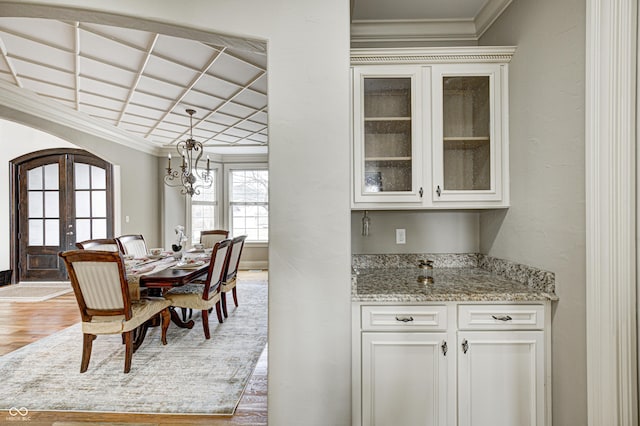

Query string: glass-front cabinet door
352 66 423 203
431 64 506 203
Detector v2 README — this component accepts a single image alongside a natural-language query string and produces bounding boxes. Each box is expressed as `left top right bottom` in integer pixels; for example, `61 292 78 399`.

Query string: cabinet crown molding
351 46 516 65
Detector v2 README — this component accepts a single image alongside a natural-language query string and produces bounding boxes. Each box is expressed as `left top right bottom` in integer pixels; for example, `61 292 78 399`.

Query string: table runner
126 257 177 300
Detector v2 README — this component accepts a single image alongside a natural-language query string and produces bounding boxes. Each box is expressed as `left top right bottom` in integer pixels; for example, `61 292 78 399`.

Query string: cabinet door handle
395 316 414 323
462 339 469 354
441 340 447 356
419 187 424 198
492 315 513 321
436 185 441 197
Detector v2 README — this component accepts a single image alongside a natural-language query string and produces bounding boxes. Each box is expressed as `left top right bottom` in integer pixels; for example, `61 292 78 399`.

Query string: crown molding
0 80 160 155
475 0 513 38
350 0 512 45
350 46 516 65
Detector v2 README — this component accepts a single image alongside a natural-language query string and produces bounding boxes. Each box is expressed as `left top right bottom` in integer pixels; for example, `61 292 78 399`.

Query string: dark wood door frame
10 148 114 283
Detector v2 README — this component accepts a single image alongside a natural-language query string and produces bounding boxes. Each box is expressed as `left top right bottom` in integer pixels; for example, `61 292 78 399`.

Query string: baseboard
240 260 268 270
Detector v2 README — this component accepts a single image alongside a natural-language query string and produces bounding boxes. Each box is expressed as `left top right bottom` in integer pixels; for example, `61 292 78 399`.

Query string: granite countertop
352 266 558 302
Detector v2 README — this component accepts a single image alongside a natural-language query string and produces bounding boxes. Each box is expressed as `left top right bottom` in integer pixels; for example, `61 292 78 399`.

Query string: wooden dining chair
116 234 148 258
59 250 171 373
220 235 247 318
164 239 232 339
199 229 229 248
75 238 120 252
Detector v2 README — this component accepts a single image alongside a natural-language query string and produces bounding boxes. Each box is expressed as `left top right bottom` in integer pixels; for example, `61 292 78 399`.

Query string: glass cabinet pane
442 76 490 191
363 77 412 193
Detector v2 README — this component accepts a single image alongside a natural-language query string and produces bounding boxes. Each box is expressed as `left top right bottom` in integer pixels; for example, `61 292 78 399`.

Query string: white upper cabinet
351 47 514 209
431 63 506 204
352 65 423 203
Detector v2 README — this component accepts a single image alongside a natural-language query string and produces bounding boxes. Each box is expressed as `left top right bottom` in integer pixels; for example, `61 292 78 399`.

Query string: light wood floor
0 271 268 425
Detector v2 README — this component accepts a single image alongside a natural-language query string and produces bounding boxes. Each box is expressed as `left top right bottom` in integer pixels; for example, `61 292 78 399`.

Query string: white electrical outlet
396 229 406 244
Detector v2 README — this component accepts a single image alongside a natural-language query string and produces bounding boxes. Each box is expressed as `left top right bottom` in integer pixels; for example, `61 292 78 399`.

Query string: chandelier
164 109 213 196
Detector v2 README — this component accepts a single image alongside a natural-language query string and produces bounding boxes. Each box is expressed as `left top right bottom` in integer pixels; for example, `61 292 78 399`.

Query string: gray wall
351 210 480 254
479 1 587 424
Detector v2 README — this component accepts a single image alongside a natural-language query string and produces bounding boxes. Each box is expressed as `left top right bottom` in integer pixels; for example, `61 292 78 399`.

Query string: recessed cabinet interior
351 47 514 209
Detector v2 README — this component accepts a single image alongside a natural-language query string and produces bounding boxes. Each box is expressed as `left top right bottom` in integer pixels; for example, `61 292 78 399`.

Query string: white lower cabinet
457 331 545 426
353 303 550 426
362 332 449 426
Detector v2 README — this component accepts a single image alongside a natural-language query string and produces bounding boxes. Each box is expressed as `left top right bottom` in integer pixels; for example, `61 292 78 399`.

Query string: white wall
0 2 352 425
351 210 480 254
479 1 587 424
0 120 76 270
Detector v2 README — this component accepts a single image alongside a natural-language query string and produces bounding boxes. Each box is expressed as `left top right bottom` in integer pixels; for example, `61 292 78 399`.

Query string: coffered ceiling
0 1 510 156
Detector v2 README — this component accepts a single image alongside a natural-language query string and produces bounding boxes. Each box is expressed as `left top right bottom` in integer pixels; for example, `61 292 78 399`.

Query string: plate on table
147 254 165 260
174 260 206 269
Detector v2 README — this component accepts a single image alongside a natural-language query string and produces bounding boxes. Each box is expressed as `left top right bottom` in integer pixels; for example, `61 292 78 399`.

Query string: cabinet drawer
458 304 544 330
361 305 447 331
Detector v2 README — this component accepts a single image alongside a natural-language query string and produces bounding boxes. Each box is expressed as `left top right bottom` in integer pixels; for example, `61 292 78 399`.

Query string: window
229 169 268 242
190 169 217 243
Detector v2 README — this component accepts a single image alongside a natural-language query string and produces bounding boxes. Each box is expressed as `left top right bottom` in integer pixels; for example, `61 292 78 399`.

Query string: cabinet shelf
365 157 412 162
364 117 411 122
443 136 489 141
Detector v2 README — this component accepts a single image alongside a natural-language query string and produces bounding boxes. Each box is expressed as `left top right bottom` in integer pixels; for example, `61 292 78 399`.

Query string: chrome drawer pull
492 315 513 321
395 316 414 323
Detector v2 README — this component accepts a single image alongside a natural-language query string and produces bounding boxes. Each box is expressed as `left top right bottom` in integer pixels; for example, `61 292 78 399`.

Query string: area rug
0 280 267 415
0 282 72 302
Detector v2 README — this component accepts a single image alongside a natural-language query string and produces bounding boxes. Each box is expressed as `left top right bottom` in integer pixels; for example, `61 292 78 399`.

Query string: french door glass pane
44 164 59 190
29 219 43 245
75 163 90 189
45 219 59 245
92 190 107 217
28 167 42 190
76 219 91 242
92 219 107 239
29 192 43 217
44 192 59 218
75 192 91 217
91 166 106 189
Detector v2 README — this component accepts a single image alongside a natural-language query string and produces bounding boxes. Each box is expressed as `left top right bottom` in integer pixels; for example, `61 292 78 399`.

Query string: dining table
125 251 211 347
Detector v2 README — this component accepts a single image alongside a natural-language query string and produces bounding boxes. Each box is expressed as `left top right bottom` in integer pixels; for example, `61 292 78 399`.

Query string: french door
10 149 114 282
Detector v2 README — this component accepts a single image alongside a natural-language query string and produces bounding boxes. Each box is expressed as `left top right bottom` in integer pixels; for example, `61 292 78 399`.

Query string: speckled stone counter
352 253 558 302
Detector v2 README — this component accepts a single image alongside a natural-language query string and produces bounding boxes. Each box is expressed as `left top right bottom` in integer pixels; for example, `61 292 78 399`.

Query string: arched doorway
10 148 114 282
